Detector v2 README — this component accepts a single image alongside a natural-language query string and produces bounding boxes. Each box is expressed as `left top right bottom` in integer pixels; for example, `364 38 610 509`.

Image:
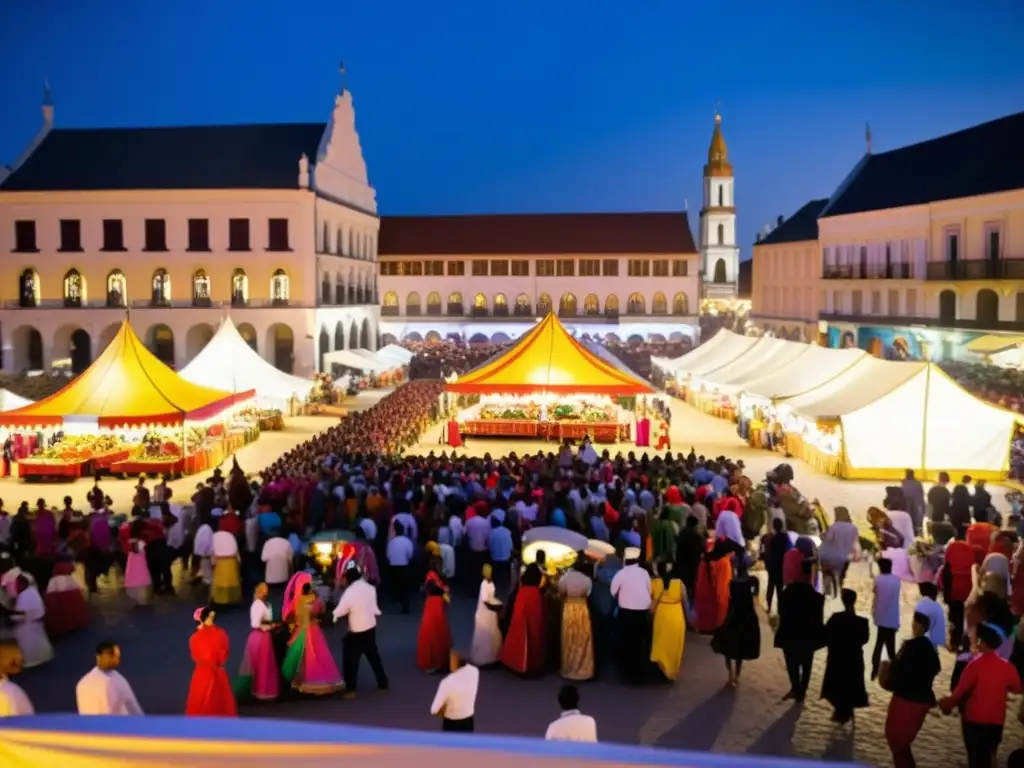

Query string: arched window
151 268 171 306
583 294 600 315
976 289 999 325
537 292 552 315
472 292 488 316
321 274 331 305
63 268 85 307
515 293 531 316
192 269 211 306
627 292 645 315
605 295 620 315
321 222 330 253
407 291 421 316
672 292 689 315
493 293 508 317
382 291 399 316
271 269 289 305
18 269 39 308
718 185 724 207
426 291 442 316
717 223 724 245
106 270 126 307
559 292 577 317
335 274 345 305
232 268 249 307
652 291 667 314
713 258 727 283
336 227 343 255
447 291 464 316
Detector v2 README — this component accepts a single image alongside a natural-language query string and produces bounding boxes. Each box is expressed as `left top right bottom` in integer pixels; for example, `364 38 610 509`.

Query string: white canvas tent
0 389 32 411
376 344 413 364
652 328 731 373
671 331 761 377
689 336 816 393
777 358 1018 479
740 346 868 401
179 317 313 407
323 349 395 372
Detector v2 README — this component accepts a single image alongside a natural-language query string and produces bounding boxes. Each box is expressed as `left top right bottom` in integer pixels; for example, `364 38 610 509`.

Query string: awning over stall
689 336 814 391
740 346 867 400
180 317 313 404
0 321 252 429
376 343 414 363
670 330 761 377
446 313 654 395
323 349 395 372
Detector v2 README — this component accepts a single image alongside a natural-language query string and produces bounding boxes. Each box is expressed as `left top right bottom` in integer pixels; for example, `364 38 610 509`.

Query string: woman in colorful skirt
281 579 344 695
417 559 453 673
500 562 547 676
43 556 89 638
235 582 279 702
185 606 237 717
124 522 153 606
211 529 242 606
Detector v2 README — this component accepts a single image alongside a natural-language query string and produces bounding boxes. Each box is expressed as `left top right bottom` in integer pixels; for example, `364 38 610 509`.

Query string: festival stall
772 358 1021 480
324 348 406 389
376 343 415 364
445 313 653 443
0 320 257 480
179 317 312 414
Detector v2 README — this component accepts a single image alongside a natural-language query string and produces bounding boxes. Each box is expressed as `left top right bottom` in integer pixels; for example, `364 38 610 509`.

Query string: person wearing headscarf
711 552 760 687
715 510 745 550
774 559 825 702
820 588 869 724
417 556 453 673
693 539 735 634
235 583 279 702
185 607 237 716
500 562 547 676
470 563 502 667
650 561 686 681
281 581 344 695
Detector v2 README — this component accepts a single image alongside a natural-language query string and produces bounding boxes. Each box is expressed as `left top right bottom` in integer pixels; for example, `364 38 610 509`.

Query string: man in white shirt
76 640 143 715
545 685 598 742
0 641 34 717
386 522 415 613
333 563 389 696
465 512 491 589
430 651 479 732
261 535 293 585
609 547 652 683
914 581 946 649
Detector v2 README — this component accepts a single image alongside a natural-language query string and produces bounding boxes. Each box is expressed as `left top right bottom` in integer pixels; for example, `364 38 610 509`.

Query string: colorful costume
235 600 280 701
417 570 453 672
281 590 344 695
185 624 237 717
500 565 546 675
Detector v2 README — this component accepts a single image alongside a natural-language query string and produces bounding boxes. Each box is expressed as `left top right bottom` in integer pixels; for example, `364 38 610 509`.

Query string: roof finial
865 122 872 154
338 61 347 94
42 79 53 107
715 100 722 123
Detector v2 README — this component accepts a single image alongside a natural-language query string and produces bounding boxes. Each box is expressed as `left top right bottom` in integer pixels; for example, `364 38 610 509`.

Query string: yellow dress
650 577 686 681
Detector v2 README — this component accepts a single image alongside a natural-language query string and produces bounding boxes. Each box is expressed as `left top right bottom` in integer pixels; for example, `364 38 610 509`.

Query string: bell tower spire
699 107 739 309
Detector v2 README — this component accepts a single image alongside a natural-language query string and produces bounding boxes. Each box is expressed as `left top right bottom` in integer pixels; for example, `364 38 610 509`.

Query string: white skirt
470 607 502 667
14 619 54 668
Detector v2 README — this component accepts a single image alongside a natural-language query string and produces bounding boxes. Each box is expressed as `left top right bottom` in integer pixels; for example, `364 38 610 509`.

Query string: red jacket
946 651 1022 725
966 522 995 566
943 540 974 602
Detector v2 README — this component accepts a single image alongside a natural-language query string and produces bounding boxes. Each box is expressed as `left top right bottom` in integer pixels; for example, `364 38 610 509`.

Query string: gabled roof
821 111 1024 217
0 123 325 191
757 199 829 245
378 212 697 256
446 313 654 395
0 321 252 428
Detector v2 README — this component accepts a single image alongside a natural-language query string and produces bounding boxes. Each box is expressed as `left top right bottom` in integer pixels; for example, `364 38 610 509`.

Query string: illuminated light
314 542 334 556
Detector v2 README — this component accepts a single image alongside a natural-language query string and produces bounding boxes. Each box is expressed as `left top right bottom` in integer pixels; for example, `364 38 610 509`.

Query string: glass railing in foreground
0 716 865 768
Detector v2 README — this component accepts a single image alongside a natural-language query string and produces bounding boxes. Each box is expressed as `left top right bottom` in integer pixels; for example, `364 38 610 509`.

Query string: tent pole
920 365 930 478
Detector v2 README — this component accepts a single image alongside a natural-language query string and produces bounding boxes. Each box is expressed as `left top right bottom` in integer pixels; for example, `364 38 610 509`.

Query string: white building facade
0 77 380 377
376 213 701 344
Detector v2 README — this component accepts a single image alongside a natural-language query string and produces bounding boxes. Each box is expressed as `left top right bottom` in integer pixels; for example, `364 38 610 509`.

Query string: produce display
30 434 125 463
477 400 617 423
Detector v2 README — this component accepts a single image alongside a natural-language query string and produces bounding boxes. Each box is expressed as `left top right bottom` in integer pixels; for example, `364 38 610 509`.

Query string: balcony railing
819 309 1024 332
925 258 1024 280
822 263 915 280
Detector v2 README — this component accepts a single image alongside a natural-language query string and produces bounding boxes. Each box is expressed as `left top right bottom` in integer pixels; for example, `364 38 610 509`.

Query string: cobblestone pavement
10 393 1024 765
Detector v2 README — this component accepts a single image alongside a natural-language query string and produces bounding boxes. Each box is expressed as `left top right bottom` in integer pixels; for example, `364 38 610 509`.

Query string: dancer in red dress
417 560 453 673
185 607 237 717
500 562 547 676
43 556 89 638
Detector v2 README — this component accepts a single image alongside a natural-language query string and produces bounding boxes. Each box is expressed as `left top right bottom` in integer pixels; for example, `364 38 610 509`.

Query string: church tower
699 111 739 306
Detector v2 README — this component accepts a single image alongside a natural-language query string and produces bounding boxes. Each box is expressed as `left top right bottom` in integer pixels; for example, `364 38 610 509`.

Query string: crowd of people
1 377 1024 766
941 361 1024 413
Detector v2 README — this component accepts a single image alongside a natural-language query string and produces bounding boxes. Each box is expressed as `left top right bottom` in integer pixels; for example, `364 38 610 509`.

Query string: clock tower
699 111 740 308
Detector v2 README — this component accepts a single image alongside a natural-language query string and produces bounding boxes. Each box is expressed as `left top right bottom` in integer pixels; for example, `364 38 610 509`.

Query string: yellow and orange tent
446 313 654 395
0 320 253 429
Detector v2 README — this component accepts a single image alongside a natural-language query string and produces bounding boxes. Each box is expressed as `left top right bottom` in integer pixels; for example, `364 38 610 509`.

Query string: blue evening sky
1 1 1022 258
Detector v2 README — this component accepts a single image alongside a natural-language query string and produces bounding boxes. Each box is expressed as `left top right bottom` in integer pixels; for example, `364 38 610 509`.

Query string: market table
460 419 627 443
18 460 87 479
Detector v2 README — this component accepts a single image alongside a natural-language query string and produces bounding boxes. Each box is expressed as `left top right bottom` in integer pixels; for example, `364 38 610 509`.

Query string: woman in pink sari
124 520 152 605
281 573 343 695
234 582 279 701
